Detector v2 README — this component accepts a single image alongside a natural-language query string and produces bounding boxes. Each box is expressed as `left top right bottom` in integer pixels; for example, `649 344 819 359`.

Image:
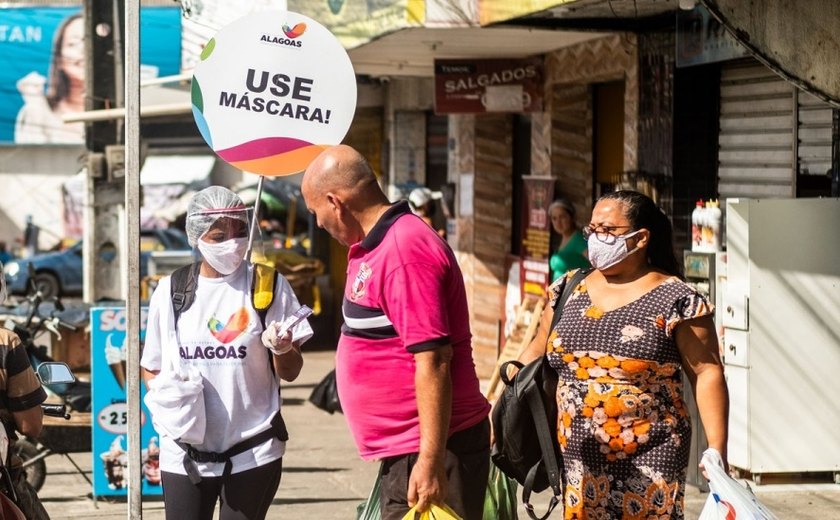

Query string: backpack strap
171 261 201 331
251 263 278 331
549 267 593 332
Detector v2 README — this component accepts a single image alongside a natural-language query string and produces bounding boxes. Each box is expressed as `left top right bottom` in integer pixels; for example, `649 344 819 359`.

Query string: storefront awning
348 26 605 77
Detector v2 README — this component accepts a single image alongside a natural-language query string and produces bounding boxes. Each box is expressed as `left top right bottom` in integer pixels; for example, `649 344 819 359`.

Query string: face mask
587 231 640 270
197 237 248 275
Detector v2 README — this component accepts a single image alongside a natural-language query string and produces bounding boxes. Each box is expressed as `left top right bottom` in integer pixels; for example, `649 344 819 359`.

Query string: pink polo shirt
336 201 490 460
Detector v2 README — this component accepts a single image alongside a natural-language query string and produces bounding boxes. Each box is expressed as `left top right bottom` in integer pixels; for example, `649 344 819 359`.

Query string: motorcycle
2 264 92 491
0 362 77 520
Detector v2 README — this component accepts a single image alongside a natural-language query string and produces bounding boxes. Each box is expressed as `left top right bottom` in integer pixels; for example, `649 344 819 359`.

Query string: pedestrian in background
548 198 589 282
518 190 728 519
141 186 313 520
302 145 490 519
0 241 12 264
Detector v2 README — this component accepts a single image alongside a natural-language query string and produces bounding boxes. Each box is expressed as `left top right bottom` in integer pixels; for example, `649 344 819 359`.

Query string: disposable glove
261 321 295 356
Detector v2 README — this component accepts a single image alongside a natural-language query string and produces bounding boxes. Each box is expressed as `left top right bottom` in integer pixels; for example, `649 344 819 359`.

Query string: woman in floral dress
520 191 729 519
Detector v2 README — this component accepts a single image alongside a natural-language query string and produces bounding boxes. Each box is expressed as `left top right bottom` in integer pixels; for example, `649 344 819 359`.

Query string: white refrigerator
723 198 840 484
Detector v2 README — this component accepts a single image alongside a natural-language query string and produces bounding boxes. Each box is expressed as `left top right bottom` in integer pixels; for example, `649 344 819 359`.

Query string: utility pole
83 0 125 303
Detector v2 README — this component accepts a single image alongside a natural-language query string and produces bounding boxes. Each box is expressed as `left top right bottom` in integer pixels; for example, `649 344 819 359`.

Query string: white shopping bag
143 334 206 445
698 449 779 520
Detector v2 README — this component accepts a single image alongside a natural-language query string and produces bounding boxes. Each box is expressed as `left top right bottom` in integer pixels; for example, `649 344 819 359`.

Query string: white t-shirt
141 262 313 476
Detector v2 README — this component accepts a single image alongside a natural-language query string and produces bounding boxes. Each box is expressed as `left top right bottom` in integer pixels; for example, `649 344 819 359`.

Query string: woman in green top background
549 198 590 282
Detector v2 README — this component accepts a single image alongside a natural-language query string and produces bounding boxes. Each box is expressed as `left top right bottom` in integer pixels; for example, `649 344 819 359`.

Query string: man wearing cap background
302 145 490 519
408 187 447 238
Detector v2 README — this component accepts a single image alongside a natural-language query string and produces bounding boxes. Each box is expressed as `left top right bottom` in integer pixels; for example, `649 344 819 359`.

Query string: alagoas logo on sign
260 22 307 48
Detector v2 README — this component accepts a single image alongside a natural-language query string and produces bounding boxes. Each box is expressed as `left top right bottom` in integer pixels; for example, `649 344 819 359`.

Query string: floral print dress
546 271 712 519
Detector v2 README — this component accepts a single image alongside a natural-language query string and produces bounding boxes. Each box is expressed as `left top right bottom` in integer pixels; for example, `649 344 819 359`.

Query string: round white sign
191 11 357 176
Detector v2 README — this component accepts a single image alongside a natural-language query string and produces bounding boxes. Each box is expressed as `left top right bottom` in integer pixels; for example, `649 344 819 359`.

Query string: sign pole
245 175 265 264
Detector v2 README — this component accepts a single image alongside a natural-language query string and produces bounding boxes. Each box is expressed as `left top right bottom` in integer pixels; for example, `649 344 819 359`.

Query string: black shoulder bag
491 268 591 520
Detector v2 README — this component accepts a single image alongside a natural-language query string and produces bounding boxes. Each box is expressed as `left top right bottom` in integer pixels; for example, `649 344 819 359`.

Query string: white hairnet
185 186 250 247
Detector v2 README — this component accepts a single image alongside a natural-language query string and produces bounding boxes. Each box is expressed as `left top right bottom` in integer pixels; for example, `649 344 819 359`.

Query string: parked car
3 228 192 299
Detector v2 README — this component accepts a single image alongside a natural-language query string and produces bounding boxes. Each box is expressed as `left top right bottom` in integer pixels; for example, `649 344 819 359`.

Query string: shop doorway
593 81 626 199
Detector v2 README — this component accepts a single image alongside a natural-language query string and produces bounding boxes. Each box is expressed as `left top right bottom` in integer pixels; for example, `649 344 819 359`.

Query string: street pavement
39 350 840 519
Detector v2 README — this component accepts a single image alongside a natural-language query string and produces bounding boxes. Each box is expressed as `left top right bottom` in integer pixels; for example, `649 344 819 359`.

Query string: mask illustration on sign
587 231 641 270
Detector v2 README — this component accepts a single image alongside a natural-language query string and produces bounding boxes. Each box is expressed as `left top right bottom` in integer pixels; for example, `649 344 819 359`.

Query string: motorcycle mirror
36 362 76 385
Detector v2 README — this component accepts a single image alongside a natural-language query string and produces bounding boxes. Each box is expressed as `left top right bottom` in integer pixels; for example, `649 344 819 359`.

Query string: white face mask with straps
587 231 641 270
197 237 248 275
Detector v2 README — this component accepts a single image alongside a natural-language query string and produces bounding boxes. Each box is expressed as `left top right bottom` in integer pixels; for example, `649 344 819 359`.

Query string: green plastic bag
356 467 382 520
483 463 519 520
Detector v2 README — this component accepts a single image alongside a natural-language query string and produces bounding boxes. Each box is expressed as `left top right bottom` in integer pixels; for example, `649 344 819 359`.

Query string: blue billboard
91 306 162 497
0 7 182 144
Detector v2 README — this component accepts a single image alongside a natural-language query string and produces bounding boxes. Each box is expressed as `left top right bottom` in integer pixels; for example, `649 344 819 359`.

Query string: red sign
434 57 544 114
520 176 554 296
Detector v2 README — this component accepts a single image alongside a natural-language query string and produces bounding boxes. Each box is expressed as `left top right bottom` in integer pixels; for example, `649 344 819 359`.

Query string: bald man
302 145 490 519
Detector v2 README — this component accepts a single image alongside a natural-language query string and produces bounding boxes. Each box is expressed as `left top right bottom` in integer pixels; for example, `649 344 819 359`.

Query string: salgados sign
191 10 357 176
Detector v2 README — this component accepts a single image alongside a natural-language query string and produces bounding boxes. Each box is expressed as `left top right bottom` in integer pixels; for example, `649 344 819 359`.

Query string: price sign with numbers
91 307 161 497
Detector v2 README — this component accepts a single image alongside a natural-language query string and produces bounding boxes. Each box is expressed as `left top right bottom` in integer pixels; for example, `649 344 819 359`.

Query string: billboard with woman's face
0 7 182 145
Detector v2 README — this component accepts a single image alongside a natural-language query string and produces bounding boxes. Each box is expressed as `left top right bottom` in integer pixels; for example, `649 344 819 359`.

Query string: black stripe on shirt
341 323 398 340
342 299 387 320
406 336 451 353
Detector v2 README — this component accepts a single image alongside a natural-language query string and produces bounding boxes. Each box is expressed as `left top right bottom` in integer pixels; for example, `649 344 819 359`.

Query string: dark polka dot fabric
545 270 712 519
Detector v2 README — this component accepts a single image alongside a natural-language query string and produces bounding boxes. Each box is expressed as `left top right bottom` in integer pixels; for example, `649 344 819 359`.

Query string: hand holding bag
143 332 206 445
400 503 463 520
698 449 780 520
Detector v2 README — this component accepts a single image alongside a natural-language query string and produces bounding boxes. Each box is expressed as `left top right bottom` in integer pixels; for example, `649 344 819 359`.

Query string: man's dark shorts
379 418 490 520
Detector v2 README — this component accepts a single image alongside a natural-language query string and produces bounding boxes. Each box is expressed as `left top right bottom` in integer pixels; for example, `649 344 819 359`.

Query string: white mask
587 231 640 270
197 237 248 275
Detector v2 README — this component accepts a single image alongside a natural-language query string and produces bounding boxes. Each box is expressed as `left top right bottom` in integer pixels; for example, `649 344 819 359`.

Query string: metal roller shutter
797 91 833 178
718 61 795 199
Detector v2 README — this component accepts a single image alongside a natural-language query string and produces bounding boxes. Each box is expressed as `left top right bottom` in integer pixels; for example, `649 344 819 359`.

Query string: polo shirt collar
360 200 411 250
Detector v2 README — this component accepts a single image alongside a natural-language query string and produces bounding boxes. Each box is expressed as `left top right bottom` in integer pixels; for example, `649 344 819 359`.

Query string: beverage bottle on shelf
707 199 722 251
691 199 704 252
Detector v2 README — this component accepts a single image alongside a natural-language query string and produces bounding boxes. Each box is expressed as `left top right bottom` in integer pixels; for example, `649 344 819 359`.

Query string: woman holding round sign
141 186 313 519
142 10 355 519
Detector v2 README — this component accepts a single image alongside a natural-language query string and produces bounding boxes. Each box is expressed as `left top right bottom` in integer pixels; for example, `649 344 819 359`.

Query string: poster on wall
0 7 182 145
91 307 161 497
519 176 554 297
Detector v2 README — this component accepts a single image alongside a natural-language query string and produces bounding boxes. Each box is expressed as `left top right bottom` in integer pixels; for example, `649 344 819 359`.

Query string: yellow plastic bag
401 503 463 520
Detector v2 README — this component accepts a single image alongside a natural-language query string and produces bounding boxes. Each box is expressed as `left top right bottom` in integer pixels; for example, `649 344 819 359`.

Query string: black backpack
491 268 591 520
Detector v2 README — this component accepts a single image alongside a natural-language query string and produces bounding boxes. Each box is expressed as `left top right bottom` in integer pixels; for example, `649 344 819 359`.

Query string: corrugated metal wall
718 61 795 199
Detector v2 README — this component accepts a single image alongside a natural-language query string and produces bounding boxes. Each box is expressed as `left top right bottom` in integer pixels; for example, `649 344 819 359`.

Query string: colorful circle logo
191 11 357 176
